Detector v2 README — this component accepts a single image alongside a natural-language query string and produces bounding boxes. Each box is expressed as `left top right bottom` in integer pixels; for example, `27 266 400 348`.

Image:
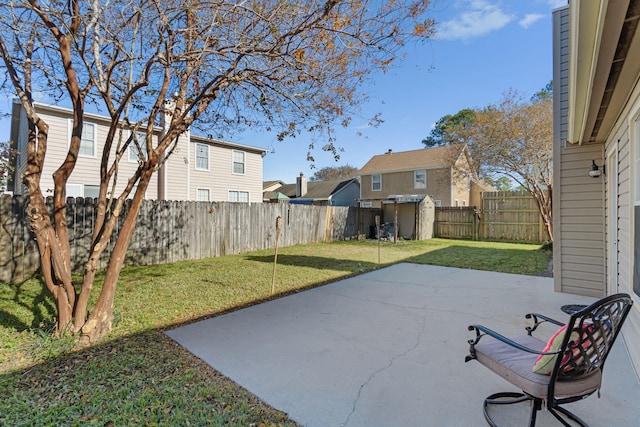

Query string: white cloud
435 0 515 41
519 14 545 29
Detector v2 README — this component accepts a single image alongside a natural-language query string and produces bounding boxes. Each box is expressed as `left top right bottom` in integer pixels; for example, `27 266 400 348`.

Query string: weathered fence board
0 191 548 283
481 191 547 243
434 191 548 243
0 195 375 283
434 207 478 240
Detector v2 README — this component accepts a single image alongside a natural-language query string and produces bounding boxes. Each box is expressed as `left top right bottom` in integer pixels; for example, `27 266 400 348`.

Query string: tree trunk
79 172 152 343
25 194 76 332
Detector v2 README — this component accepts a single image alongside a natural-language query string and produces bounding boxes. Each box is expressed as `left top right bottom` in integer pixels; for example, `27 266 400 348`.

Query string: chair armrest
465 324 561 363
524 313 565 336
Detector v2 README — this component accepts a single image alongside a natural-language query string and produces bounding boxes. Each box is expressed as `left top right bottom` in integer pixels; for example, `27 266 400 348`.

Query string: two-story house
9 101 268 202
358 144 492 208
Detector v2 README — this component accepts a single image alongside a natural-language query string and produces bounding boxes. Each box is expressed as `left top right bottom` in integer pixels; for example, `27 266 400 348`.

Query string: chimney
296 172 307 197
386 149 393 154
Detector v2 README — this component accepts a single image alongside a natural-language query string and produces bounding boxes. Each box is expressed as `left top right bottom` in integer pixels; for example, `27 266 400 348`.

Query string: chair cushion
474 334 601 399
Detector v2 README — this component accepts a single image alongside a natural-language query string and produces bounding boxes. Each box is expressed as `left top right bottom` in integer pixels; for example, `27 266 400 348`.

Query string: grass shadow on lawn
0 279 57 333
244 253 381 271
0 329 300 427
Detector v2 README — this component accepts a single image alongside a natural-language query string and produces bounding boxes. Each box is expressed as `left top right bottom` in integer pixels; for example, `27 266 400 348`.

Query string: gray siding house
553 2 640 379
263 173 360 206
10 101 268 202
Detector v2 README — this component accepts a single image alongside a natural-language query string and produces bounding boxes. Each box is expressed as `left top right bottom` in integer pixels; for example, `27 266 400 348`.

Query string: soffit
571 0 640 144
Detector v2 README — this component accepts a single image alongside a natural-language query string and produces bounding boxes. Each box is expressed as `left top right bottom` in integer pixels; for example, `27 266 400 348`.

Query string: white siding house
553 2 640 380
10 101 267 202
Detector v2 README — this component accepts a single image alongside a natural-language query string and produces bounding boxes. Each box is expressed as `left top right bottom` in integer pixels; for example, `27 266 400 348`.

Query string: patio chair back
549 293 633 396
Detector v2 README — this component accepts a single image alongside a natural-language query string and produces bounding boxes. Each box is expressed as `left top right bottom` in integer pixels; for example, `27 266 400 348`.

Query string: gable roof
262 179 356 201
263 180 285 190
471 177 497 192
358 144 467 174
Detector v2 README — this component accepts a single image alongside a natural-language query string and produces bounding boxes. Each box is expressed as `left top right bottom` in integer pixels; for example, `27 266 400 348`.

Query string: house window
75 122 96 158
129 131 148 163
232 150 245 174
462 200 466 207
372 174 382 191
66 183 83 198
195 143 209 170
414 169 426 189
197 188 210 201
84 185 100 198
229 190 249 202
434 200 442 207
455 199 459 207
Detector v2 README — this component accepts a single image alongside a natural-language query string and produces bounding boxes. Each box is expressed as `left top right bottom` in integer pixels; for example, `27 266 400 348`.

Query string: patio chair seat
474 334 602 399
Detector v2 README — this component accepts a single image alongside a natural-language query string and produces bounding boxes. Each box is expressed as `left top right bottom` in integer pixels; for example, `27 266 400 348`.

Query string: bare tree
0 0 434 342
472 90 553 241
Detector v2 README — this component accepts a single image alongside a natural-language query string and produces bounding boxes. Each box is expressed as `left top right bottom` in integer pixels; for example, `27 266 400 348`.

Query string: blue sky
248 0 567 183
0 0 566 184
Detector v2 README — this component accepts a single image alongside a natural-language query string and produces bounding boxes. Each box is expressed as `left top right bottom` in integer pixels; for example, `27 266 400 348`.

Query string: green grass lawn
0 238 551 426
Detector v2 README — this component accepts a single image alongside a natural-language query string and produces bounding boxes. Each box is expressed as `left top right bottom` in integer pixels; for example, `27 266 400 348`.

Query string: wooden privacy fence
0 195 375 283
434 191 548 243
434 206 479 240
481 191 547 243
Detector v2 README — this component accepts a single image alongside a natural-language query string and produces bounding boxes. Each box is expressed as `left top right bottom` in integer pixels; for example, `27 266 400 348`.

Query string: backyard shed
377 194 435 240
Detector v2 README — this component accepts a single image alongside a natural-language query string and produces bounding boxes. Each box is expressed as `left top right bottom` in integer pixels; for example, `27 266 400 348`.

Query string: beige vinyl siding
360 168 452 205
189 143 264 203
553 6 606 297
18 106 157 199
37 110 71 194
605 83 640 378
429 168 454 205
359 175 375 200
452 153 474 206
450 172 469 207
607 120 631 297
555 142 605 297
162 133 190 200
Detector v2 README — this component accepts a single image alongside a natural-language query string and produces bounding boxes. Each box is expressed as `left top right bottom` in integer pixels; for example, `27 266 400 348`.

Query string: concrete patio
166 263 640 426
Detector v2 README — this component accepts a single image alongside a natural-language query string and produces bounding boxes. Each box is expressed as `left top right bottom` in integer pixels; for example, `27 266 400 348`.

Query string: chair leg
548 405 589 427
483 392 540 427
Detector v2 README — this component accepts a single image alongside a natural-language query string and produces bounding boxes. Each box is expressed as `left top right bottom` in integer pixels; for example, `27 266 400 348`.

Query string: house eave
358 166 447 176
568 0 640 145
568 0 607 145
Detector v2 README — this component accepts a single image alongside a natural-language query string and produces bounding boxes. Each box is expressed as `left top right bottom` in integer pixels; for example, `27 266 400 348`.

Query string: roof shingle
358 144 466 174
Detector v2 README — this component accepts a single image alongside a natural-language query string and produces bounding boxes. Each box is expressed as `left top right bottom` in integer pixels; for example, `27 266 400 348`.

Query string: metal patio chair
465 293 633 426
